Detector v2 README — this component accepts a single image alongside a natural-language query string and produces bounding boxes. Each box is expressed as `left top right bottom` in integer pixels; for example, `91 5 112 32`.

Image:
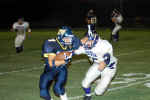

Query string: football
55 51 72 60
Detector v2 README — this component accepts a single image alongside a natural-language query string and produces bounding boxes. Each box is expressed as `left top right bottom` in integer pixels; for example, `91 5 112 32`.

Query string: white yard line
0 60 87 76
0 49 148 76
0 66 43 75
117 50 147 57
68 79 150 100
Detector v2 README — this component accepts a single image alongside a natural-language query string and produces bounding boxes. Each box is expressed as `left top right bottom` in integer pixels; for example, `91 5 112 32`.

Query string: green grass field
0 28 150 100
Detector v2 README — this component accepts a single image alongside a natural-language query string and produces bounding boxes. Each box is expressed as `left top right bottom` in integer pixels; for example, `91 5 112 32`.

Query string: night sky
0 0 150 28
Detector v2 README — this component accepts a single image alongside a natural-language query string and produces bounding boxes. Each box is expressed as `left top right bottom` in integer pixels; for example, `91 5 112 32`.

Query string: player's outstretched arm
73 37 87 55
74 46 85 55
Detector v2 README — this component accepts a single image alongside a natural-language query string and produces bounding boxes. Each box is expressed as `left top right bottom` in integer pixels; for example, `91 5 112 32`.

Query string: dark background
0 0 150 28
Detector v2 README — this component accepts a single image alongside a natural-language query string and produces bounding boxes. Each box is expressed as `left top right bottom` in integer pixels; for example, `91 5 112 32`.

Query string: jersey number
103 53 110 65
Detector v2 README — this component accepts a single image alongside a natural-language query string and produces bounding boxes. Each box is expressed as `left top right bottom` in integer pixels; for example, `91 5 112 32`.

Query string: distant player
40 26 80 100
11 18 31 53
111 9 123 42
85 9 97 36
74 32 117 100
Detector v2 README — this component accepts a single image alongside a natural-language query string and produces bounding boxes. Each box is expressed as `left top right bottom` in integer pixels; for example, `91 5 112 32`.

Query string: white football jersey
13 22 29 35
75 38 117 68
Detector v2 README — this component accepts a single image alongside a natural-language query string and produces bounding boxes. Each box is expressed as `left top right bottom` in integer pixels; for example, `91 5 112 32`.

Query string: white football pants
15 35 25 48
112 24 122 35
82 62 117 95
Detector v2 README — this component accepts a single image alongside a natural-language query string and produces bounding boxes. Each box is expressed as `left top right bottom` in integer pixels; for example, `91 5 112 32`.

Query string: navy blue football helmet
57 26 75 47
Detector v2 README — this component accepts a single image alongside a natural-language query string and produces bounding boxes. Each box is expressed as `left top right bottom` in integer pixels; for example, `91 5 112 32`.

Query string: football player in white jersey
73 31 117 100
11 18 31 53
111 9 123 42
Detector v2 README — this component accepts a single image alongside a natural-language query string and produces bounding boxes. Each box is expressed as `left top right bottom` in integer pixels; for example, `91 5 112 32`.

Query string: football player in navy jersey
40 26 81 100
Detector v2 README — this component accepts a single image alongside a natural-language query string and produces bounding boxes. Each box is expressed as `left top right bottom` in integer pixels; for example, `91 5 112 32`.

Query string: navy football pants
39 66 67 100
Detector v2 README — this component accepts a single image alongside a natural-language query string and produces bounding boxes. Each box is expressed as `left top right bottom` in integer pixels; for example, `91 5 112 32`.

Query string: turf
0 28 150 100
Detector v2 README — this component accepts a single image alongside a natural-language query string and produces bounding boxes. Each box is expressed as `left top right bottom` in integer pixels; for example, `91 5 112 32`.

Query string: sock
60 93 68 100
83 87 91 96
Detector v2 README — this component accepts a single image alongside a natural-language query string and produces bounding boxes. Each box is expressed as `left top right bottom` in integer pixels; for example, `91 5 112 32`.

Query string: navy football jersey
42 36 81 72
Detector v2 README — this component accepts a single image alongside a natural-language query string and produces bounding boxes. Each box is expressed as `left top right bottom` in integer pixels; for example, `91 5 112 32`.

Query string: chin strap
56 38 67 50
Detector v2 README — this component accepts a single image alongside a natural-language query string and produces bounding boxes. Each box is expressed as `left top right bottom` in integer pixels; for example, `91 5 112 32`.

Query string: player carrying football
74 31 118 100
111 9 123 42
11 18 31 53
40 26 80 100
